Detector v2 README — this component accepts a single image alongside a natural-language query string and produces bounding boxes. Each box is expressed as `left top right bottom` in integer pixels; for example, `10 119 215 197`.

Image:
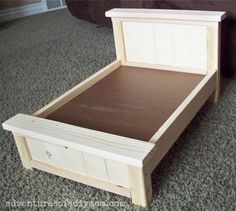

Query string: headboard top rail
106 8 226 22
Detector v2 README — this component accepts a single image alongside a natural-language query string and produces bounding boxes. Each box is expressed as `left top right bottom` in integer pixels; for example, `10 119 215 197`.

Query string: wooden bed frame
2 9 225 207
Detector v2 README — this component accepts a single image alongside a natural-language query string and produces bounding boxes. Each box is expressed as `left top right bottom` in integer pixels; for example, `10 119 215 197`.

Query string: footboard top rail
2 114 154 167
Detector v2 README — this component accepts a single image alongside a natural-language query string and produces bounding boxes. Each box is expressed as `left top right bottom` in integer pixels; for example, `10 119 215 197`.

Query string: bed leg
208 88 220 104
128 166 152 207
13 133 32 170
208 69 220 104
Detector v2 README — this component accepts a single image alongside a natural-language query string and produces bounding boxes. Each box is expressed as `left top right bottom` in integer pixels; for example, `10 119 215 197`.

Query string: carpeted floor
0 9 235 210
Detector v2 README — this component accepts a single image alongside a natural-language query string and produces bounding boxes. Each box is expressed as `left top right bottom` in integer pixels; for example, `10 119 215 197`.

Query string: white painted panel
154 23 173 65
83 153 108 181
122 22 156 63
189 25 207 69
122 21 207 71
122 22 140 61
138 23 156 63
106 160 130 188
27 138 47 162
27 138 130 186
27 138 85 174
43 142 65 166
27 138 65 167
172 24 190 67
60 148 86 175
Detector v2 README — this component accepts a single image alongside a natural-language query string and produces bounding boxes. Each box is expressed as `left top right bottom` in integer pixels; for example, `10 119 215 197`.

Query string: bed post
207 22 221 103
128 166 152 207
111 18 126 65
12 133 32 170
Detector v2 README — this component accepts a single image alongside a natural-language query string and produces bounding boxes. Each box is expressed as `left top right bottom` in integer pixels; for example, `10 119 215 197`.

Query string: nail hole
46 151 52 159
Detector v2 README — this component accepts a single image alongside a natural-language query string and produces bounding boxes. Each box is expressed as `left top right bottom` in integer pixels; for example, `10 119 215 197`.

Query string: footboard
2 114 154 206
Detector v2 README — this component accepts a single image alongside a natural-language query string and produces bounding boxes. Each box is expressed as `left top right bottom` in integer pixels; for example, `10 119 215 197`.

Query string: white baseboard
46 5 67 13
0 1 66 22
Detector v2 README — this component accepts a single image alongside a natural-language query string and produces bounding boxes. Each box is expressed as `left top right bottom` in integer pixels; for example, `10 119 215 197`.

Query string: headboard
106 9 226 74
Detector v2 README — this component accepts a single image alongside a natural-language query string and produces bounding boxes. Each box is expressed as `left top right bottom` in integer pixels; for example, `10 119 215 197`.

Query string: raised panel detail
188 25 207 69
122 22 207 71
122 22 156 63
172 24 190 67
60 148 86 174
26 138 130 188
154 23 173 65
83 153 108 181
106 159 130 188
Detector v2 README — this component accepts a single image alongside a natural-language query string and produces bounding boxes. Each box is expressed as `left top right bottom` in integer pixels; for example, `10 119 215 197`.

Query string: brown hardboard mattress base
47 66 204 141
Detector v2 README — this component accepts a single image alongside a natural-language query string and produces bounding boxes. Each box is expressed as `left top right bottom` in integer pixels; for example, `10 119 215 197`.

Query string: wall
0 0 42 10
0 0 66 22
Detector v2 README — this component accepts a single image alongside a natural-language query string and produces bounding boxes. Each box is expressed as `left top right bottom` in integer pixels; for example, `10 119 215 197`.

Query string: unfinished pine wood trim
112 17 217 26
30 160 131 198
13 133 32 170
33 60 121 118
106 9 226 22
207 23 221 103
128 166 152 207
146 70 217 172
111 19 126 64
149 69 216 143
125 62 207 75
2 114 155 167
